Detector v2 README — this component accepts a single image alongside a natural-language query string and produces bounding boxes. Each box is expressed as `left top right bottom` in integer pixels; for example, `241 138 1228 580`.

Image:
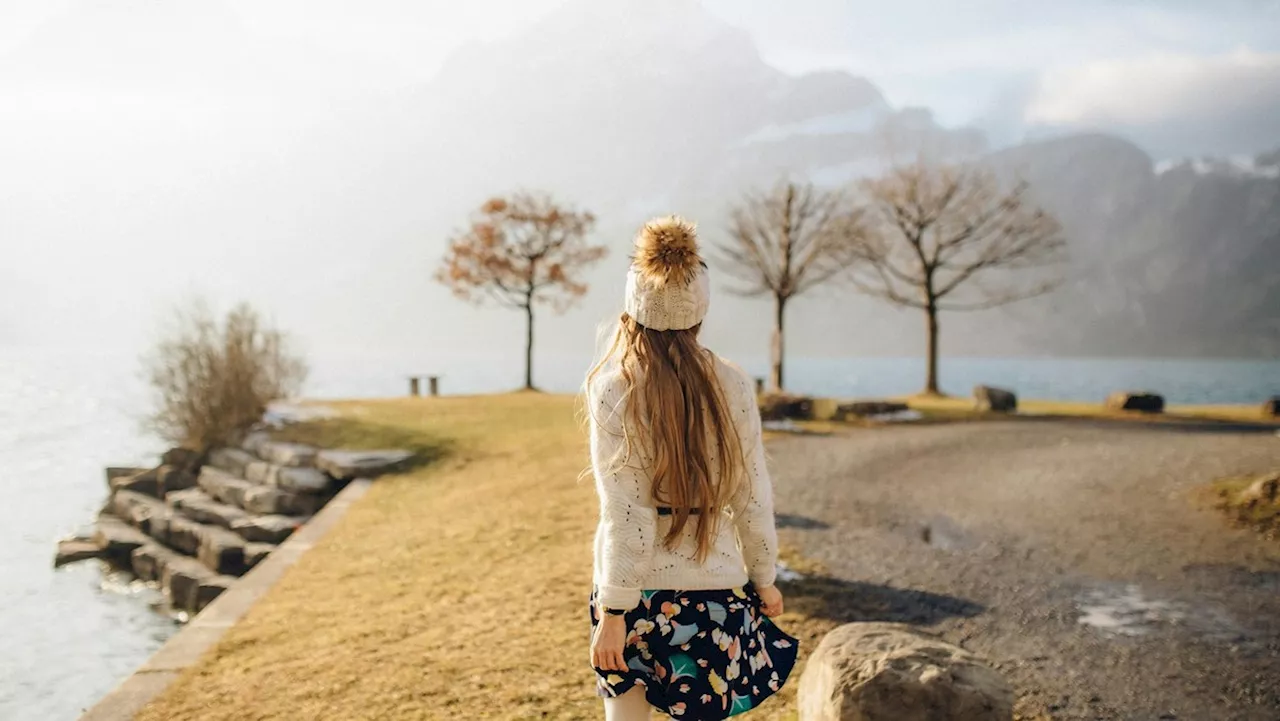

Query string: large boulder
198 467 256 508
166 488 249 529
1263 397 1280 417
316 449 415 480
242 485 322 516
245 460 332 493
92 516 152 564
207 447 257 478
257 441 318 467
798 623 1013 721
1105 391 1164 413
110 490 170 534
973 386 1017 413
834 401 910 421
55 538 102 568
230 514 304 544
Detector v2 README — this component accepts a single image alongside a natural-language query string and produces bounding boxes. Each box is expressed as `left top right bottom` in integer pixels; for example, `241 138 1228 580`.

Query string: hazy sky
1 0 1278 379
4 0 1278 132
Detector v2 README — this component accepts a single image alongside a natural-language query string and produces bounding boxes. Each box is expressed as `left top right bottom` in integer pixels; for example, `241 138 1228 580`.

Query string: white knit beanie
623 216 710 331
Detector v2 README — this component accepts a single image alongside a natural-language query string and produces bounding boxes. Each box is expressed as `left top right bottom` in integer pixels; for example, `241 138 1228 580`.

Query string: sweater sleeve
728 371 779 588
589 374 657 611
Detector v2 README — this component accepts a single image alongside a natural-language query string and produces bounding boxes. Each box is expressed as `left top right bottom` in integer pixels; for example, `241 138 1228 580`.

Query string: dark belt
656 507 701 516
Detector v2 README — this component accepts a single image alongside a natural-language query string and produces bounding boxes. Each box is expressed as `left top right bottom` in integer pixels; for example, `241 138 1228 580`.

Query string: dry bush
144 300 307 453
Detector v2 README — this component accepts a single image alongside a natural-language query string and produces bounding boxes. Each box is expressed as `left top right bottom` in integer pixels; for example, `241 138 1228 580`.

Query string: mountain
987 136 1280 357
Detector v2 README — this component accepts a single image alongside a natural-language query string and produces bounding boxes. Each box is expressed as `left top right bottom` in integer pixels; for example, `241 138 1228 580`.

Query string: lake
1 346 1275 719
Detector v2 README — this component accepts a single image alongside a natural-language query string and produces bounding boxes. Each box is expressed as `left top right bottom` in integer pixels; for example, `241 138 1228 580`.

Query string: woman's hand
591 612 629 671
757 584 784 617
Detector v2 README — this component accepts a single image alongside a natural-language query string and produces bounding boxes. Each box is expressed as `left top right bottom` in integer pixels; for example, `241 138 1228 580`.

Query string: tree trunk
924 303 940 395
523 302 535 391
770 295 787 392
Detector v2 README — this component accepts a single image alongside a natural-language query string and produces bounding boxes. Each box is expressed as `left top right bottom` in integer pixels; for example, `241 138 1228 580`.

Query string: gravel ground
768 419 1280 721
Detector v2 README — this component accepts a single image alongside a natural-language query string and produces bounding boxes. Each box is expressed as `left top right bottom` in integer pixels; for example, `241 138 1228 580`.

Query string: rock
241 431 271 456
130 543 183 583
109 467 163 498
162 556 214 612
163 515 204 556
55 538 102 568
834 401 910 420
798 623 1013 721
1263 397 1280 417
105 466 148 486
198 467 256 508
1105 391 1164 413
161 446 202 472
166 488 249 529
316 449 414 480
230 514 304 544
760 393 816 421
92 516 153 564
973 386 1017 413
242 485 322 516
195 575 236 612
244 542 275 569
196 525 248 576
245 460 332 493
158 465 197 495
110 490 170 534
257 441 318 467
207 447 257 477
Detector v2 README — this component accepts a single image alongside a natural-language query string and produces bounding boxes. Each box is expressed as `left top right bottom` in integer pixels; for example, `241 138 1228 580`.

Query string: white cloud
1026 47 1280 125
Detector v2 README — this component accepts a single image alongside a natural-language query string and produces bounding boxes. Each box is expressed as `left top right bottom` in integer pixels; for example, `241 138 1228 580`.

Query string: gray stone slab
229 514 304 544
93 516 152 564
242 485 321 516
257 440 318 467
55 538 102 568
110 490 169 533
316 449 414 480
166 488 248 529
207 447 257 477
196 466 255 509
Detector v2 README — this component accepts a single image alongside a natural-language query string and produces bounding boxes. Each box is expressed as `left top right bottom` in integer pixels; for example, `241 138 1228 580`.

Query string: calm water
1 347 1276 720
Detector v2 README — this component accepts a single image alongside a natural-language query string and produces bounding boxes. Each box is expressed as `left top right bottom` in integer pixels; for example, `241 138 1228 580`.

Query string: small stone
54 538 102 568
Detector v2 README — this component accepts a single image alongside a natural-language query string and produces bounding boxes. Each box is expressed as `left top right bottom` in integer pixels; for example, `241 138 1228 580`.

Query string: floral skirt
589 585 799 719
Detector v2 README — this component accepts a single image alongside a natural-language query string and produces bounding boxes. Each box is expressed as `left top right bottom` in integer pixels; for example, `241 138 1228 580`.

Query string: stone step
159 554 235 614
110 489 170 534
199 466 323 516
256 440 318 468
244 459 332 494
92 516 152 565
207 447 257 478
55 537 103 568
151 513 249 576
130 542 185 583
166 488 249 529
316 449 414 480
230 514 304 544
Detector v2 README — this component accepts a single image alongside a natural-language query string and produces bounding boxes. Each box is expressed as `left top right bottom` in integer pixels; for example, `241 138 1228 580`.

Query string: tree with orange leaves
436 192 606 390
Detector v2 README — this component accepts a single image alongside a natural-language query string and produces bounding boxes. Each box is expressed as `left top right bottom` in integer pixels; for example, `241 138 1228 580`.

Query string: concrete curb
79 479 373 721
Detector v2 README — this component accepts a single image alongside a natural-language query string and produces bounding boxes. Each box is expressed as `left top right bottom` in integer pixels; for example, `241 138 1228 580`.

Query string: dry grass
137 394 826 721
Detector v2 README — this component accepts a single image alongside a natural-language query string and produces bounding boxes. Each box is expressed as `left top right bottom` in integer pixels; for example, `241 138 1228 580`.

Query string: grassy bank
137 395 834 721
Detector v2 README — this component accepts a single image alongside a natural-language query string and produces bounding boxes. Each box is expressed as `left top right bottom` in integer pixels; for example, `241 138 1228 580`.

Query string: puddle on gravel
1075 583 1250 644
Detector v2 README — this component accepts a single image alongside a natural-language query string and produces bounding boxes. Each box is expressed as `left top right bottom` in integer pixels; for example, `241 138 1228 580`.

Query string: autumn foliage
437 192 606 389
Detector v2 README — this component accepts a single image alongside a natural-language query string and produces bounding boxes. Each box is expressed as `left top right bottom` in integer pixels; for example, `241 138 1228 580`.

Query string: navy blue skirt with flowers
589 584 798 719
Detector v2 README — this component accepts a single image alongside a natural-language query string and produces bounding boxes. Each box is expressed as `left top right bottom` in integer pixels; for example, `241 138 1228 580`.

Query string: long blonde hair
586 313 744 562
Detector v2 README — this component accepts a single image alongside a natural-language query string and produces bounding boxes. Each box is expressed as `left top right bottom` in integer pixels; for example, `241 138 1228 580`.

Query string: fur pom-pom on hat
623 215 710 331
633 216 702 287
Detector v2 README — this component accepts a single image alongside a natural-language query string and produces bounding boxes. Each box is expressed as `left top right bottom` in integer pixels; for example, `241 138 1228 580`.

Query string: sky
0 0 1278 377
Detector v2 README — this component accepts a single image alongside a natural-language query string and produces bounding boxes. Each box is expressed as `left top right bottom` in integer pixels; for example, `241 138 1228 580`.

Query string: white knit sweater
589 355 778 610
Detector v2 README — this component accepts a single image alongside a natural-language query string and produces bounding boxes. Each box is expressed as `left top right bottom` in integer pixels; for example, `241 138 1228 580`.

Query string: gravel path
768 419 1280 721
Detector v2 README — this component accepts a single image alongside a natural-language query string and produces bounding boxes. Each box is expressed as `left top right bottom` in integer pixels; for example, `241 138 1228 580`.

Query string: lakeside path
133 396 1280 720
770 419 1280 720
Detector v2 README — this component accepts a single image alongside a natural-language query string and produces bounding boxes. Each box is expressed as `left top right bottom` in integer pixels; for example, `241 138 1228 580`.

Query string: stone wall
56 431 411 617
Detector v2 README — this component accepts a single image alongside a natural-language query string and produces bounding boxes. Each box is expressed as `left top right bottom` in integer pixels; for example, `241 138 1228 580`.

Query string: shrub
144 300 307 453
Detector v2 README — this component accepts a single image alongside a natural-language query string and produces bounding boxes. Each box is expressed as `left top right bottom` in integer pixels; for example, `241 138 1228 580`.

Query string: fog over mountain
1 0 1277 366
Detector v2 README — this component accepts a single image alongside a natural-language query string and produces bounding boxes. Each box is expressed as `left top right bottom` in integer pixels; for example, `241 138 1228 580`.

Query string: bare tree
145 300 307 453
436 191 605 390
850 160 1066 395
715 181 862 391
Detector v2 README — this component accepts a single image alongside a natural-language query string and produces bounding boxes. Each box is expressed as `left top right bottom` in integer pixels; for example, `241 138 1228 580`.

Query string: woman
585 216 797 720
